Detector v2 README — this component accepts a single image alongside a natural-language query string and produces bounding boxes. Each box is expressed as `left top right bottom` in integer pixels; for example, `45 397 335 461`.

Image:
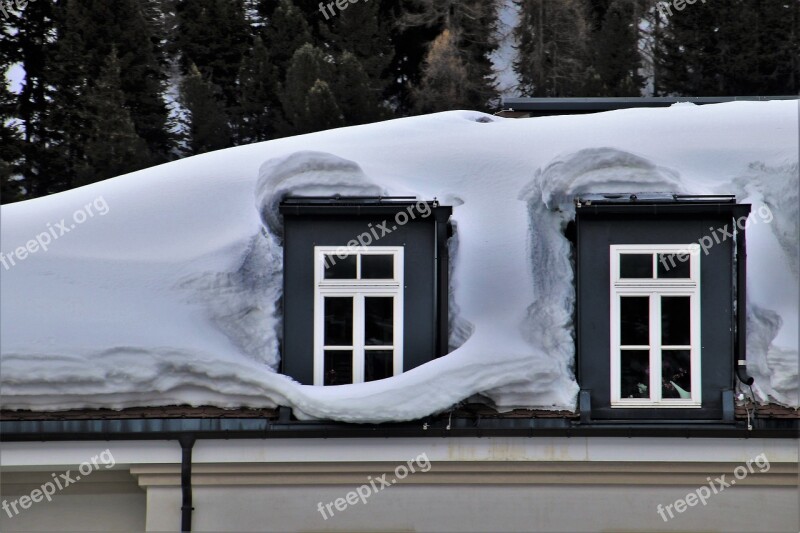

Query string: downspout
179 434 196 532
432 205 439 358
735 212 754 387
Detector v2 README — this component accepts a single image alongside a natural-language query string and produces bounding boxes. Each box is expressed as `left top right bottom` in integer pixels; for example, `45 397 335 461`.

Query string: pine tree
43 0 94 194
654 0 725 95
412 29 471 113
180 64 233 154
719 0 799 95
0 84 23 203
756 0 799 94
452 0 502 109
279 44 342 135
654 0 799 95
589 0 644 96
514 0 592 96
0 156 22 204
15 0 172 197
1 0 58 200
381 0 442 113
53 0 172 162
145 0 180 60
116 0 173 161
146 0 189 156
234 36 279 143
638 0 660 95
332 52 387 125
305 80 345 132
403 0 500 111
263 0 313 81
584 0 612 29
175 0 250 106
79 50 152 185
319 0 394 93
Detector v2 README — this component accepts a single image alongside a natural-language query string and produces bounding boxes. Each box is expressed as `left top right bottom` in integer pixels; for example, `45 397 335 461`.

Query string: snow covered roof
1 101 798 422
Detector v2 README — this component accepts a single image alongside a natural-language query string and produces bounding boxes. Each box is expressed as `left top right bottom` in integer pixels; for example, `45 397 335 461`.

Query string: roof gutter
1 416 795 441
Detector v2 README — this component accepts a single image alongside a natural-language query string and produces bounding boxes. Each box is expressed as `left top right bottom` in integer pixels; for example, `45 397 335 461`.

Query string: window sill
611 402 702 409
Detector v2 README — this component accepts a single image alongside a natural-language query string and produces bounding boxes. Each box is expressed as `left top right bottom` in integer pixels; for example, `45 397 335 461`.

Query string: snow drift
1 101 798 419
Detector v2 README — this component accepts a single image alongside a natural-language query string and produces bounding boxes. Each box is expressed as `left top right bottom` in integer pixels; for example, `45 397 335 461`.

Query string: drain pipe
179 434 196 532
735 212 754 387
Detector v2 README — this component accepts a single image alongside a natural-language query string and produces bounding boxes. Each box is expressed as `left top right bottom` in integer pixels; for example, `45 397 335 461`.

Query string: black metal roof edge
1 417 796 442
575 193 737 205
502 96 799 111
575 202 751 216
279 204 452 219
281 195 421 205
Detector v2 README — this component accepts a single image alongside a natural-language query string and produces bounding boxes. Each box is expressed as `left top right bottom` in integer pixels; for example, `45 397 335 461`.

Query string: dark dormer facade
574 194 752 422
279 197 452 386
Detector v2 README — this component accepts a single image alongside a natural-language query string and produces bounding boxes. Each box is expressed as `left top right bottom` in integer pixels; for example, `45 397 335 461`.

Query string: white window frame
313 246 404 386
610 244 701 407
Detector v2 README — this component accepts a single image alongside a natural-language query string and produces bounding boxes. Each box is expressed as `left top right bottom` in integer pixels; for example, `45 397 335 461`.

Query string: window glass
324 350 352 385
324 297 353 345
661 296 690 346
621 350 650 399
662 350 691 399
324 254 356 279
361 254 394 279
657 253 691 278
365 350 393 382
620 296 649 345
365 297 393 345
620 253 653 278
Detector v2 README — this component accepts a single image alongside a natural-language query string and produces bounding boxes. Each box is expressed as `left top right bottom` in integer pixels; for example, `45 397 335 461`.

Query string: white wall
0 471 145 532
182 484 797 533
1 437 797 532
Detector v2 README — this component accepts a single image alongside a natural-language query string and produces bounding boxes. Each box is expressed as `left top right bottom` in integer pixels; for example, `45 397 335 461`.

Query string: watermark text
657 0 707 19
323 200 433 271
317 452 431 520
0 195 110 271
0 0 36 20
2 449 115 518
656 453 770 522
660 204 773 271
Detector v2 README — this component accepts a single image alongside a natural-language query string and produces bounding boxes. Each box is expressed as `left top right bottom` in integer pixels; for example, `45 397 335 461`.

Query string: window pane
621 350 650 399
662 350 691 399
365 297 393 345
657 253 691 278
365 350 393 382
361 254 394 279
661 296 690 346
324 297 353 346
324 254 356 279
324 350 352 385
620 296 649 345
620 254 653 278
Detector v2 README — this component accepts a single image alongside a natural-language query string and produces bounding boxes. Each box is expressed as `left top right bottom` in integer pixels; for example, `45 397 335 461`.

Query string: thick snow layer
1 101 798 419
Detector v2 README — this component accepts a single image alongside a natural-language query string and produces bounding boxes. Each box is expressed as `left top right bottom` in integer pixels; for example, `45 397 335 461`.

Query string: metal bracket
579 390 592 424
